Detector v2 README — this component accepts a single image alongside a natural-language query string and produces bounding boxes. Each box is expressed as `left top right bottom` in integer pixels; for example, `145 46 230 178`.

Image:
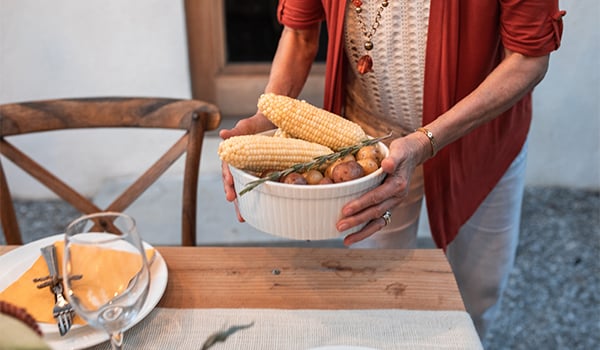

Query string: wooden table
0 245 464 311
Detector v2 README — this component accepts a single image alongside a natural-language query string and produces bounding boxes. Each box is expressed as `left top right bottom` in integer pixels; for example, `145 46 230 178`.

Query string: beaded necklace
352 0 390 74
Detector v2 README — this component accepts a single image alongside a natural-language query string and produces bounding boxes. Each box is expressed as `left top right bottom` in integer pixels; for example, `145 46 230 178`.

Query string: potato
281 172 308 185
331 160 365 183
318 177 334 185
357 158 379 175
303 169 324 185
356 145 384 163
324 154 356 179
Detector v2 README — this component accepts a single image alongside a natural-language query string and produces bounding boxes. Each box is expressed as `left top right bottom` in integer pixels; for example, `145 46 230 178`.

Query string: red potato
331 161 365 183
281 172 308 185
324 154 356 179
318 177 334 185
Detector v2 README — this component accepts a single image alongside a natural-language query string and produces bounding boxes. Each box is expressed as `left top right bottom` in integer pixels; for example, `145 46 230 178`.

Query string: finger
341 175 407 217
342 218 387 246
380 156 397 174
219 123 249 140
337 197 398 232
380 140 405 174
341 141 412 217
382 134 425 174
219 113 275 140
233 199 245 222
221 161 237 202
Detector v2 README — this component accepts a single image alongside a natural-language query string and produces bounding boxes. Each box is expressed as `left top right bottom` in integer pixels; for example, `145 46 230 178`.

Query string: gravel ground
483 187 599 350
2 186 599 349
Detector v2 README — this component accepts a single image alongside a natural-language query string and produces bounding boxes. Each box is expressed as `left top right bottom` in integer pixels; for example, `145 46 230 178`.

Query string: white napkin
88 308 482 350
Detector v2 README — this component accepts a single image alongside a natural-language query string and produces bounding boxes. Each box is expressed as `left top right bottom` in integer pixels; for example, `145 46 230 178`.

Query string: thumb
380 142 404 174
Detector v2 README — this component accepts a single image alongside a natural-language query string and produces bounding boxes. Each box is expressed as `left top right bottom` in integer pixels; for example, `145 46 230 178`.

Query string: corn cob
273 128 291 138
218 134 333 172
257 93 367 151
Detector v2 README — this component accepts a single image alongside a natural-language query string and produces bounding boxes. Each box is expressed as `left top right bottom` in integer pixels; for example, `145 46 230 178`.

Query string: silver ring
382 210 392 226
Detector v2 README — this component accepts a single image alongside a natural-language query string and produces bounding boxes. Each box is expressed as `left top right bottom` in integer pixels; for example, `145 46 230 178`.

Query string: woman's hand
338 132 432 246
338 49 550 246
219 112 275 221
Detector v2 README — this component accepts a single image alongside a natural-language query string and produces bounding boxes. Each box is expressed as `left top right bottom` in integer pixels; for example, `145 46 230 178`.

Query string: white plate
0 234 168 350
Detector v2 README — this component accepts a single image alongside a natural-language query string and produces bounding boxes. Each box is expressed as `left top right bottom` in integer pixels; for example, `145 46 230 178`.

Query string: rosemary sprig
239 133 392 196
201 322 255 350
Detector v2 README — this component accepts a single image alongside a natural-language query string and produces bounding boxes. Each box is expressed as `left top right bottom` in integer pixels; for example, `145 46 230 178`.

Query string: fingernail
337 222 349 232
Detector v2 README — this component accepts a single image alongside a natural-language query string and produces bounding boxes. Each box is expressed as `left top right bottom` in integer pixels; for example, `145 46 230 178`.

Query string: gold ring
382 210 392 226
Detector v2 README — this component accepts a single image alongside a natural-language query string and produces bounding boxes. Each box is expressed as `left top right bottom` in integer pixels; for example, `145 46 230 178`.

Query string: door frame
184 0 324 117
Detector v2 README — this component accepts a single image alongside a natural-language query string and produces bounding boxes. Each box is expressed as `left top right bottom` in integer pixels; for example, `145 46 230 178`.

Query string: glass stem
110 331 123 350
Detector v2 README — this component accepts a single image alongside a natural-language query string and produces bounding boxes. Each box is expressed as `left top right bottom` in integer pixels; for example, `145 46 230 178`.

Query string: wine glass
62 212 150 350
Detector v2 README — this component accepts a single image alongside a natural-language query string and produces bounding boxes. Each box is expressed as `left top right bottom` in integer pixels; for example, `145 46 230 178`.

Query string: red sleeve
277 0 325 30
500 0 566 56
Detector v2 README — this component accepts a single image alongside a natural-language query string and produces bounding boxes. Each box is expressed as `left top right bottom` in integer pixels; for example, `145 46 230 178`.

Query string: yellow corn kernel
273 128 291 138
257 93 367 151
218 134 333 172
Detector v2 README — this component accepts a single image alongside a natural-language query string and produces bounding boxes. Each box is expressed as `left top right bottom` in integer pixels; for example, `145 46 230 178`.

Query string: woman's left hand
337 132 431 246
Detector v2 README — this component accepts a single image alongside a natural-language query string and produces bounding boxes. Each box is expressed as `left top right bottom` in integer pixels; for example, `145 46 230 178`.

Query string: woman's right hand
219 112 275 221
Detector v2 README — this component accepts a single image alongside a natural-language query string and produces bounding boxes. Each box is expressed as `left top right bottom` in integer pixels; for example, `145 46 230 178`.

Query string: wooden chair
0 97 221 246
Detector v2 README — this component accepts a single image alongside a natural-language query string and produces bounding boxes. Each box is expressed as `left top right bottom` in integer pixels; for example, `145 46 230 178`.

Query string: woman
220 0 565 339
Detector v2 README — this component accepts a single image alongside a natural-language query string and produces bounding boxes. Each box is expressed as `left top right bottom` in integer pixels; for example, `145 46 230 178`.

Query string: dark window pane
225 0 327 62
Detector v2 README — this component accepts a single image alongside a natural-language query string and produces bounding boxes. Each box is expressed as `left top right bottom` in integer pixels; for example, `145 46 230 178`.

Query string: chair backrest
0 97 221 246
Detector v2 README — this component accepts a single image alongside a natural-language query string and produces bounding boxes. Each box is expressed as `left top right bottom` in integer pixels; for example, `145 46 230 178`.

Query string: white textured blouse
344 0 431 136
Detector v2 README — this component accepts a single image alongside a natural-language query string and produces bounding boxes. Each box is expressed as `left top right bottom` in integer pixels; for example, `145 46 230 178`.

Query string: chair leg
0 160 23 244
181 114 203 246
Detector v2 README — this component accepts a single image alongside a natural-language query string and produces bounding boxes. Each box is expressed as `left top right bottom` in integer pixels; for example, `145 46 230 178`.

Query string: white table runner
89 308 482 350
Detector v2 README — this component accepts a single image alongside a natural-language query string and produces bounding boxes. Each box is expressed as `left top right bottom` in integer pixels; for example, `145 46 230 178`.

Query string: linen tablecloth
89 308 482 349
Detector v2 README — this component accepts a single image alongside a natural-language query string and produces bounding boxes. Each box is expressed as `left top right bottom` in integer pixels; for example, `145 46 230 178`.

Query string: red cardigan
277 0 565 249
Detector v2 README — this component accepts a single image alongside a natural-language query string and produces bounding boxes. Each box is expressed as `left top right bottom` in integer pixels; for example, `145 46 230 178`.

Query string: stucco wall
0 0 192 198
527 0 599 189
0 0 598 200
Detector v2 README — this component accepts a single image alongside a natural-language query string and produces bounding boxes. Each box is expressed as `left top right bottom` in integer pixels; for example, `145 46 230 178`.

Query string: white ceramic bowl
229 140 389 240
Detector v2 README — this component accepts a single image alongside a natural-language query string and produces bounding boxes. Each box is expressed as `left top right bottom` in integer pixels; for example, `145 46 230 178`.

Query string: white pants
352 142 527 339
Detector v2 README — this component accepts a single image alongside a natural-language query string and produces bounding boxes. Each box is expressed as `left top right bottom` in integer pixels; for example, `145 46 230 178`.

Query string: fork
41 244 74 336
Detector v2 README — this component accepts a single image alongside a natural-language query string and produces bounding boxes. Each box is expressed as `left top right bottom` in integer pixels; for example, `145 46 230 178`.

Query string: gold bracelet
416 127 437 157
